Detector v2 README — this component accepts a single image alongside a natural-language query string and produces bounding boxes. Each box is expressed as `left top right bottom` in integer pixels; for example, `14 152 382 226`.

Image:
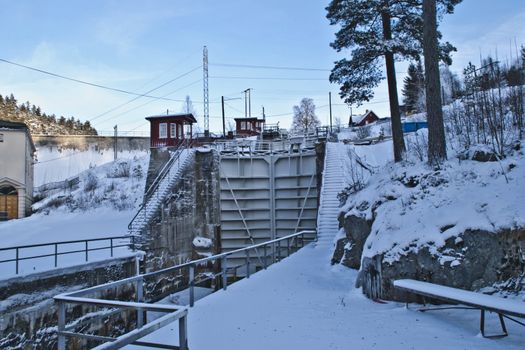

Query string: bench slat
394 279 525 318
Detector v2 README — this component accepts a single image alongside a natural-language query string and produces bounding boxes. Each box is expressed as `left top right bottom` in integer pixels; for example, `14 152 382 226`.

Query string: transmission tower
203 46 209 136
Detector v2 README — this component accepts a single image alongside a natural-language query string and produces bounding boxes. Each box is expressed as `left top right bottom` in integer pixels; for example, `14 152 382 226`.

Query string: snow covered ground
0 154 148 279
127 243 525 350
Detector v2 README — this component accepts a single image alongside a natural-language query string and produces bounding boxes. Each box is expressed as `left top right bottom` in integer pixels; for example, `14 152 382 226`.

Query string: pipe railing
53 230 315 349
0 235 134 275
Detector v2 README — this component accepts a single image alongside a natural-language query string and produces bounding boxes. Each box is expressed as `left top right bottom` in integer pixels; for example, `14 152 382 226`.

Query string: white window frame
170 123 177 138
159 123 167 139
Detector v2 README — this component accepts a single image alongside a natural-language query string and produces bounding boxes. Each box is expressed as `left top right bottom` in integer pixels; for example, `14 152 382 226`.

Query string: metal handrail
128 139 193 231
0 235 133 275
53 230 315 349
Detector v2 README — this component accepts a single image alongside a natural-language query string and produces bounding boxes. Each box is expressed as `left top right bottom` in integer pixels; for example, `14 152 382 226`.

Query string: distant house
146 113 197 148
350 110 380 127
234 117 265 137
0 120 36 220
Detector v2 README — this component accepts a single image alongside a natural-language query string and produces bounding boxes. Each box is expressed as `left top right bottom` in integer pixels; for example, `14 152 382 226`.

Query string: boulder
358 229 525 302
331 212 372 269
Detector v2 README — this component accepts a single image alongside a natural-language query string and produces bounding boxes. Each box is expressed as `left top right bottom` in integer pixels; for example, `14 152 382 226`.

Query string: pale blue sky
1 0 524 133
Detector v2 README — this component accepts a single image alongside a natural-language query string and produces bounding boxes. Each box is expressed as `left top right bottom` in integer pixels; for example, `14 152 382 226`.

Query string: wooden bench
394 279 525 338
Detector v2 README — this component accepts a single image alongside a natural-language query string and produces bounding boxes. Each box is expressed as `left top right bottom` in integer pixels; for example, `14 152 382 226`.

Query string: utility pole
243 88 252 118
113 125 118 160
203 46 209 137
221 96 226 138
329 92 333 133
262 106 265 121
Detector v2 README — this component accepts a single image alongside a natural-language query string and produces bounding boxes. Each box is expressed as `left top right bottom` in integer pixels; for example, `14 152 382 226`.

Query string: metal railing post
263 244 267 269
287 238 291 257
245 250 250 278
136 276 144 328
221 256 227 290
57 301 66 350
277 240 281 262
189 264 195 307
15 248 19 274
273 241 276 263
54 244 58 267
179 313 188 350
110 238 114 257
85 241 88 261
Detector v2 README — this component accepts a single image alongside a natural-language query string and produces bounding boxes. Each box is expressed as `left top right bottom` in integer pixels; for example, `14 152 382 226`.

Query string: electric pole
221 96 226 138
243 88 252 118
329 92 333 133
203 46 209 137
113 125 118 160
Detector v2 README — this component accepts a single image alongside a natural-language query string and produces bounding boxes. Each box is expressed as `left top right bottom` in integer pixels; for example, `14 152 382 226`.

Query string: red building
146 113 197 148
350 110 379 127
234 117 265 137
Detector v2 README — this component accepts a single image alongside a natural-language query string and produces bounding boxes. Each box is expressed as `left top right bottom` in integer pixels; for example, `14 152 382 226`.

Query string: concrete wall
139 149 221 299
33 135 150 152
0 256 139 349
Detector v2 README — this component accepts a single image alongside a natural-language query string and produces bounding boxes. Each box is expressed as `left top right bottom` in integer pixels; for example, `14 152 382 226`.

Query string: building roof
233 117 265 122
0 120 30 130
0 120 36 153
145 113 197 123
352 110 378 125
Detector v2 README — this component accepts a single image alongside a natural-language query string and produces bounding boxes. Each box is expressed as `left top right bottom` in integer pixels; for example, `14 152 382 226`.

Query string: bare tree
291 98 321 134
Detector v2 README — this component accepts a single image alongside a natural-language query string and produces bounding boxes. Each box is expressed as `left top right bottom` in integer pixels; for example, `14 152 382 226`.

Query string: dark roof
0 120 36 153
145 113 197 123
0 120 29 130
233 117 265 122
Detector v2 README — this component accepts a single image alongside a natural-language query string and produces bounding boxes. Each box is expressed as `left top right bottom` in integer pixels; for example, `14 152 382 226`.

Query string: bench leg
480 309 508 338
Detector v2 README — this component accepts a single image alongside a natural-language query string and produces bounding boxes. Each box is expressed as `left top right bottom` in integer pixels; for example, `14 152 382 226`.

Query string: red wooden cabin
351 110 379 127
234 117 265 137
146 113 197 148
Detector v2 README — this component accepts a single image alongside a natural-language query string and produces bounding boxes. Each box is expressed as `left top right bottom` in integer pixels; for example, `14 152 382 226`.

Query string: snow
336 128 525 265
126 244 525 349
0 209 136 278
34 146 148 186
192 237 213 249
394 279 525 316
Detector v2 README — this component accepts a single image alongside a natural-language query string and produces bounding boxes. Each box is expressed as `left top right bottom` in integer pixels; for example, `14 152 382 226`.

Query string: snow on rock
354 149 525 264
192 236 213 249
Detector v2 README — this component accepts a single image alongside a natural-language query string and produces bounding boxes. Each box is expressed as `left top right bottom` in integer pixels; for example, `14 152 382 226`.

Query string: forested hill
0 93 97 136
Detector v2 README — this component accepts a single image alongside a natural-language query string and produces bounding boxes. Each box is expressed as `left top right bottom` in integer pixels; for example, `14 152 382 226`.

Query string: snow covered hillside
35 146 148 186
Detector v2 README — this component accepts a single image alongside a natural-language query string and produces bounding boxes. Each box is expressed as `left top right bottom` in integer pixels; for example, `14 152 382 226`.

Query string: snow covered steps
316 142 346 249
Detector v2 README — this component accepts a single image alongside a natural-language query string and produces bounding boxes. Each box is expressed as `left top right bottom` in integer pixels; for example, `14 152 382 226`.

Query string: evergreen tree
291 98 320 134
326 0 461 162
423 0 447 165
402 62 425 114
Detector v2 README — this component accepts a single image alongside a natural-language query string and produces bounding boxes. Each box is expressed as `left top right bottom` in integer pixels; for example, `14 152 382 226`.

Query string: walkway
316 142 346 248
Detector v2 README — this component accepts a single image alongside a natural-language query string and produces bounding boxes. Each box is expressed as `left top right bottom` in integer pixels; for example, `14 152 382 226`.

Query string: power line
90 66 202 122
210 75 327 81
0 57 198 102
210 63 331 72
96 79 202 125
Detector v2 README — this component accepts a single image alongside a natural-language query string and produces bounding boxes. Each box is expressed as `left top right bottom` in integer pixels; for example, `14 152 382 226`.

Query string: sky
0 0 524 135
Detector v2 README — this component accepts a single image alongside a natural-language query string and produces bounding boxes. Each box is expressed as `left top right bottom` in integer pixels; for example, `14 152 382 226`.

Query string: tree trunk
381 11 405 162
423 0 447 165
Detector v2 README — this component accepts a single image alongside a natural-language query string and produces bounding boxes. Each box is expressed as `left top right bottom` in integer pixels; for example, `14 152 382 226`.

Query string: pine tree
291 98 320 134
423 0 447 165
402 62 425 114
326 0 461 162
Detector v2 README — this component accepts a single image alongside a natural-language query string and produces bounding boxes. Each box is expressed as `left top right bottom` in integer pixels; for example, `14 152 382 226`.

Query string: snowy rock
332 213 373 269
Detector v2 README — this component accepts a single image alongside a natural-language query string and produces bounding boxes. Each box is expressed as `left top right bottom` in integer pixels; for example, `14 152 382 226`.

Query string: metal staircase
128 141 195 236
316 142 346 248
